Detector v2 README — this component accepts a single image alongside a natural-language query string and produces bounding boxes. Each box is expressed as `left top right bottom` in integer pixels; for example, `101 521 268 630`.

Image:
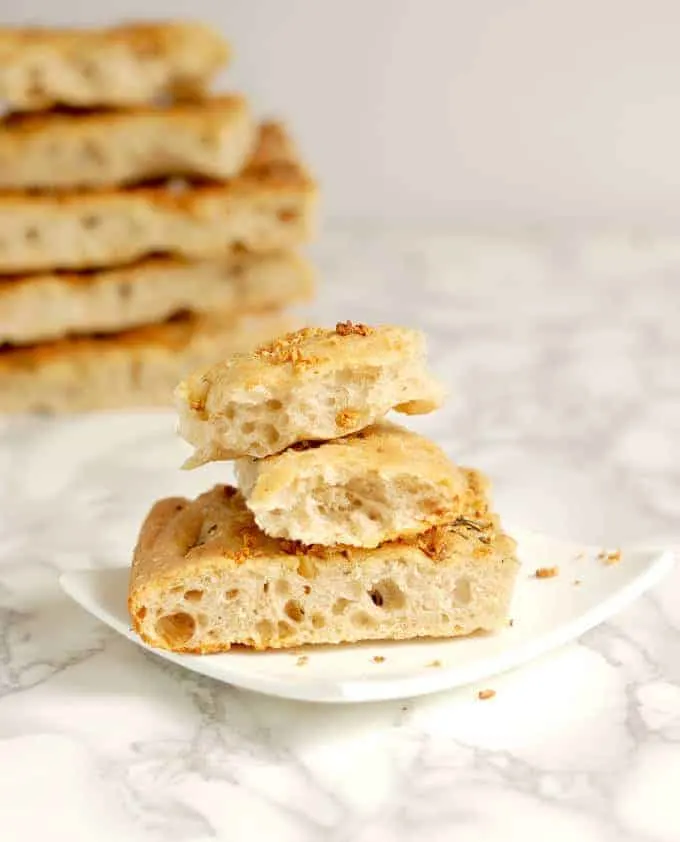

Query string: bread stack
0 21 316 413
128 322 519 653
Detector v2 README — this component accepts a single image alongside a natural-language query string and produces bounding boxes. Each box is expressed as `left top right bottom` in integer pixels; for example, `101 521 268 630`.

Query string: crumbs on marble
478 689 496 700
296 655 308 667
372 655 386 664
535 566 559 579
427 659 442 668
599 549 622 565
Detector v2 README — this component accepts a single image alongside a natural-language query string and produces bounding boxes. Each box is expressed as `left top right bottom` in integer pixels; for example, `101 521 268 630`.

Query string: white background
4 0 680 225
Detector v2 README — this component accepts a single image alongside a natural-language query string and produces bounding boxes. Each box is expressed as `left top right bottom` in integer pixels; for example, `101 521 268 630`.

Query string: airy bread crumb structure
128 482 519 652
175 322 445 465
236 421 474 548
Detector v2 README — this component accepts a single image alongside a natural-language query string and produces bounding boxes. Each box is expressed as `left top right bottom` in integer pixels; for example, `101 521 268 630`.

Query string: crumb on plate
296 655 308 667
427 659 442 668
599 549 622 565
478 689 496 700
535 566 559 579
372 655 386 664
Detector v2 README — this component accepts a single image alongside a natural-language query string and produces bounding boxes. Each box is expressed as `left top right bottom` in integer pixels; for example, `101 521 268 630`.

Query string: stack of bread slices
128 322 519 653
0 21 316 413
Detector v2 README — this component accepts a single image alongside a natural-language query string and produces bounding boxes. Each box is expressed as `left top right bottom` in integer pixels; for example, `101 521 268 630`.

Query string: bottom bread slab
127 482 519 653
0 311 289 413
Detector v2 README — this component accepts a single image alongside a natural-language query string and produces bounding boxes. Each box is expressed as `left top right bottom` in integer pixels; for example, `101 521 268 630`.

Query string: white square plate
60 530 674 703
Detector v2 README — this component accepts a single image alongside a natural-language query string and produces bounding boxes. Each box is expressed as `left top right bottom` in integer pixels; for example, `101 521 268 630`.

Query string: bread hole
118 282 132 300
224 588 239 600
352 610 377 629
183 589 203 603
441 613 451 623
369 578 406 611
82 140 105 164
224 405 236 421
284 599 304 623
266 399 283 410
367 511 381 522
454 576 472 605
369 588 383 607
332 597 351 615
25 226 41 242
297 557 317 579
274 579 289 596
170 585 183 594
277 620 294 639
263 582 270 594
255 619 274 642
136 606 147 620
277 208 299 223
263 424 280 446
311 612 325 629
303 584 311 595
82 214 101 230
242 421 255 435
78 59 99 80
155 612 196 646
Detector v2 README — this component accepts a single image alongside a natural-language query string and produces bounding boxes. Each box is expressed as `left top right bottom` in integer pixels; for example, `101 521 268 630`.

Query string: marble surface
1 228 679 841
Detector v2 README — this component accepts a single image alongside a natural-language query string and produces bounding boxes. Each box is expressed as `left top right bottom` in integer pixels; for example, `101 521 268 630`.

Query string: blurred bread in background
0 311 291 413
0 19 317 413
0 21 229 111
0 95 255 190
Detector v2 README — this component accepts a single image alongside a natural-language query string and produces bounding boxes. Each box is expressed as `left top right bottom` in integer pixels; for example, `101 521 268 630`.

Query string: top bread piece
0 95 255 190
176 321 445 464
236 421 472 548
0 21 229 111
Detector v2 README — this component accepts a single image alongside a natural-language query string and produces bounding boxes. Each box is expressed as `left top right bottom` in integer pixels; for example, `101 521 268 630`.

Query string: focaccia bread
0 250 313 345
236 421 469 548
0 96 255 190
176 322 445 465
0 311 290 413
0 21 228 111
127 481 519 653
0 122 315 273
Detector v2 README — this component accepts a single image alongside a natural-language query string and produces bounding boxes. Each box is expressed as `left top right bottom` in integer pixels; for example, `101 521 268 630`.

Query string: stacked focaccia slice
128 322 519 652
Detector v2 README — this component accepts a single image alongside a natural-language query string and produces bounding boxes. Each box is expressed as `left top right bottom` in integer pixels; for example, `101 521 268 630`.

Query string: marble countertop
1 228 679 842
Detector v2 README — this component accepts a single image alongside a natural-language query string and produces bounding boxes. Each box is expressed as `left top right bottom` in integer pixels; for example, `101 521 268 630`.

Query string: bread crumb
599 549 622 565
427 659 442 668
535 566 559 579
372 655 386 664
296 655 308 667
335 320 372 337
575 552 586 561
478 689 496 700
508 618 515 627
336 408 361 428
573 579 582 586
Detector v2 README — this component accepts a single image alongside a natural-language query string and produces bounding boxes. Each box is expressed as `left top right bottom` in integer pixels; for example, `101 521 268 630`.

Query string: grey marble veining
0 228 679 841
